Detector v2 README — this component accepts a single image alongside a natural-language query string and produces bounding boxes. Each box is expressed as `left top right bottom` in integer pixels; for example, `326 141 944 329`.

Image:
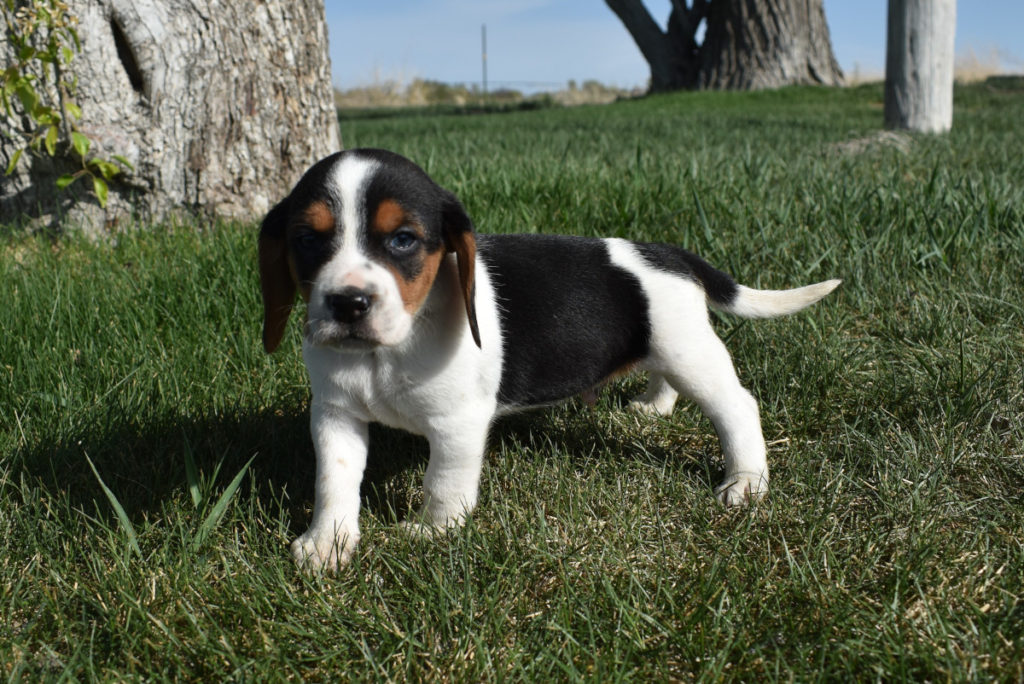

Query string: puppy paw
628 397 675 417
714 472 768 507
397 519 442 539
399 504 468 538
290 527 359 573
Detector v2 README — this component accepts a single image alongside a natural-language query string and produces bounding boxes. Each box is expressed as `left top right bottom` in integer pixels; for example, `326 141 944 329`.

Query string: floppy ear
441 193 481 348
258 198 295 353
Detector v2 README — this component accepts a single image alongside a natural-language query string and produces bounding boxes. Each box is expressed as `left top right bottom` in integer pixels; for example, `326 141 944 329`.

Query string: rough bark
604 0 843 92
701 0 843 89
1 0 340 230
884 0 956 133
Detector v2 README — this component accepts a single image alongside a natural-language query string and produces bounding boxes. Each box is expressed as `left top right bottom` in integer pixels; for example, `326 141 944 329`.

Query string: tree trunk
884 0 956 133
1 0 340 230
606 0 706 91
604 0 843 92
701 0 843 89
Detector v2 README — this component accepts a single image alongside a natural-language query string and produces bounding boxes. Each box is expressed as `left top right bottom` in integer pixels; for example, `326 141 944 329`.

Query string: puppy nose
325 288 372 323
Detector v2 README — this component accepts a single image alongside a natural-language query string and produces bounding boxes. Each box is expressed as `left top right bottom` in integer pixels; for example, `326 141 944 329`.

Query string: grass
2 81 1023 679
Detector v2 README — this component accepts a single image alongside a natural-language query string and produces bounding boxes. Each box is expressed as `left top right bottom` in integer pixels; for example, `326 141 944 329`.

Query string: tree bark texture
701 0 843 89
605 0 843 92
884 0 956 133
1 0 340 230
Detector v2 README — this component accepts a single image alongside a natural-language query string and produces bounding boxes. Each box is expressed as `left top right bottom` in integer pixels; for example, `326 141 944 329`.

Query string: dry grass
818 45 1023 87
829 130 912 155
955 46 1024 83
334 76 643 110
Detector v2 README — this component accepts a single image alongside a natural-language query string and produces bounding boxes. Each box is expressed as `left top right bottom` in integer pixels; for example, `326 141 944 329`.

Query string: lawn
2 82 1022 680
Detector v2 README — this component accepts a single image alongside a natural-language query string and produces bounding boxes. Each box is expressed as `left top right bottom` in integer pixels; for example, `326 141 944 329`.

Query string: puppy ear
442 193 481 348
258 198 296 353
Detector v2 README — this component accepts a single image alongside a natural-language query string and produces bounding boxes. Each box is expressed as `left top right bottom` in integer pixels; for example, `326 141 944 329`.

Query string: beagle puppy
259 148 840 572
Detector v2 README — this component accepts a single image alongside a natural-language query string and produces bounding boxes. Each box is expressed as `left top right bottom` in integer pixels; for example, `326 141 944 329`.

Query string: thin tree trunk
1 0 340 230
605 0 696 91
884 0 956 133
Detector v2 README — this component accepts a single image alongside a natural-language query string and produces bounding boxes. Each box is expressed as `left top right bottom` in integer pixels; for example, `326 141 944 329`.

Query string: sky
325 1 1024 92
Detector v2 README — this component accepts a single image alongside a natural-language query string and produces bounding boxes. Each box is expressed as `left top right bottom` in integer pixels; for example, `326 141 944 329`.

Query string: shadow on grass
13 387 717 535
12 406 423 535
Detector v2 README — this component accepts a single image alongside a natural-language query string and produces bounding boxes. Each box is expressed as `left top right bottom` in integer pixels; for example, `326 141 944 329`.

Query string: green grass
2 82 1023 680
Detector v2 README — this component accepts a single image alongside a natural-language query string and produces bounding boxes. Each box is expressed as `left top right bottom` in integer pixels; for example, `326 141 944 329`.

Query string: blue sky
325 1 1024 91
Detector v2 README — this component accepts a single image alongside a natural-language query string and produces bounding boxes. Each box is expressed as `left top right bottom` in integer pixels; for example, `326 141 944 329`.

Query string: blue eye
388 229 419 252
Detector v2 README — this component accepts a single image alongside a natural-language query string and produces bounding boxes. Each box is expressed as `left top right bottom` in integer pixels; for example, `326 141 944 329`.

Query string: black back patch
633 242 738 307
479 235 652 408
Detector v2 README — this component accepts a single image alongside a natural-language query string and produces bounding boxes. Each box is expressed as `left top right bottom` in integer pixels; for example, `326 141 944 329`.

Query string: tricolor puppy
259 148 840 572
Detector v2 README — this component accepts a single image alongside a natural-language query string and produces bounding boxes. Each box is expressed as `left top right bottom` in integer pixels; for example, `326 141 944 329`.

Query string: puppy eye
293 231 319 249
388 229 419 252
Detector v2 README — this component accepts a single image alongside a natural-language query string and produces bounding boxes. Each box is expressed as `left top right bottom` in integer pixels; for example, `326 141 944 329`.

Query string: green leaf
61 46 73 64
14 81 38 114
34 107 59 125
5 148 23 175
92 175 108 207
91 159 120 179
44 124 57 155
191 455 255 551
85 454 142 559
56 172 79 190
3 69 20 92
111 154 135 171
71 131 90 158
65 101 81 119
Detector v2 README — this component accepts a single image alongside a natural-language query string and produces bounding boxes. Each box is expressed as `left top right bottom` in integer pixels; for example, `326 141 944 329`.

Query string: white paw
397 519 442 538
714 472 769 507
290 527 359 573
398 506 466 538
628 398 675 417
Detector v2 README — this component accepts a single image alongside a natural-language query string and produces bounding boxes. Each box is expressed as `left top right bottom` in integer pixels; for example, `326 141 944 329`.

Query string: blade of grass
84 453 142 559
183 434 201 509
191 454 256 552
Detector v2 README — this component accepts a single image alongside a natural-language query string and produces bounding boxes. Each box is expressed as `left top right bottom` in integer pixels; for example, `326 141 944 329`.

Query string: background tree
884 0 956 133
1 0 340 230
605 0 843 92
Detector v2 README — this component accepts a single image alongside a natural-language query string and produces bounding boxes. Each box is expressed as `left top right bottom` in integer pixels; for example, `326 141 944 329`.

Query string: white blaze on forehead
307 152 413 348
328 154 379 252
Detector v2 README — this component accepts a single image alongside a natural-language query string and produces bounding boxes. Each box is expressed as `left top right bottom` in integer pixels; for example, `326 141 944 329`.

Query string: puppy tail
710 278 842 318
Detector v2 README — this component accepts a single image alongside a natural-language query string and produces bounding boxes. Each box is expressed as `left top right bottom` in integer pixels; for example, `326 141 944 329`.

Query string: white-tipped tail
713 279 842 318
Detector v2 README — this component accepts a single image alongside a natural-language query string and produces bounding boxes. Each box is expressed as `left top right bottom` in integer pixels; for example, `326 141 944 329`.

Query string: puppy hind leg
629 372 679 416
660 336 769 507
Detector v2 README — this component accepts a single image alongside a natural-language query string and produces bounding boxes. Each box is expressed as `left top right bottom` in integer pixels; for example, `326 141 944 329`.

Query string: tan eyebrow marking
303 200 335 233
372 198 409 235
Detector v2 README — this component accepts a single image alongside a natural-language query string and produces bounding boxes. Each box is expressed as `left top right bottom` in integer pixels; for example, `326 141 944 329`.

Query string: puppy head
258 149 480 353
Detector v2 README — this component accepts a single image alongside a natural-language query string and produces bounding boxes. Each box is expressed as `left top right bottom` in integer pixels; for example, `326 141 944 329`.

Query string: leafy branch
2 0 132 207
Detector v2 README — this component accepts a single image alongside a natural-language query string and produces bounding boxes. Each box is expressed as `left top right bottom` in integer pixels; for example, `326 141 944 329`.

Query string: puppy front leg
406 418 491 533
291 402 369 572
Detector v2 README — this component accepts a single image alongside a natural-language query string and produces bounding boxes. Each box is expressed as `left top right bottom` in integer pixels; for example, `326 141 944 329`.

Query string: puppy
258 148 840 571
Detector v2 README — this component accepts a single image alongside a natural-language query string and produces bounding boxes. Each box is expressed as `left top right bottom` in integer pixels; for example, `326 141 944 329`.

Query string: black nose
325 288 372 324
